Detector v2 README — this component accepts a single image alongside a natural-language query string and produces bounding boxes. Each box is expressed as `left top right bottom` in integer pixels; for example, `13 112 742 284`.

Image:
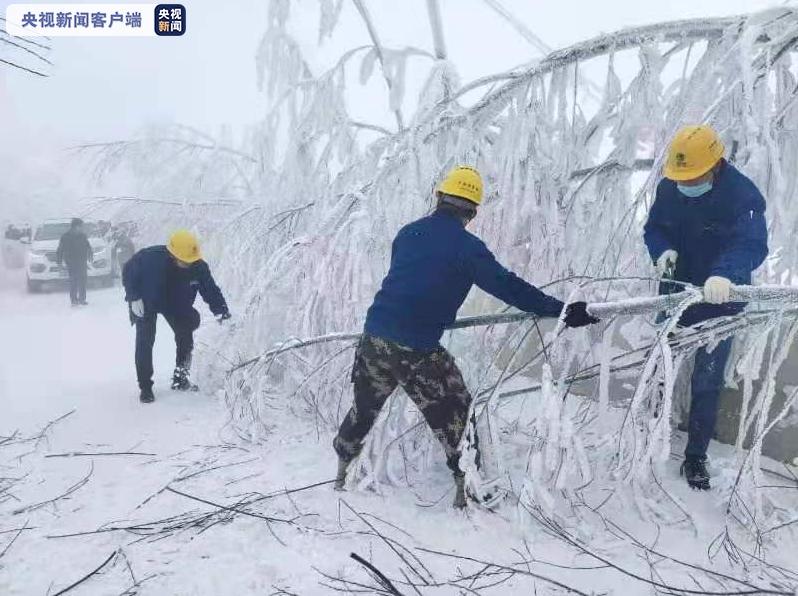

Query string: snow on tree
84 3 798 589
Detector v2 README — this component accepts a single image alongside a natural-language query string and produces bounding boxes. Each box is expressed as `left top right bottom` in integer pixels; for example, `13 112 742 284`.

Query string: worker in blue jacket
644 125 768 490
333 166 599 508
123 230 230 403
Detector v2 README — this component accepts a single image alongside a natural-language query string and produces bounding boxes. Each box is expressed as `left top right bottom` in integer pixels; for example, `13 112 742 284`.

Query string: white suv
25 219 115 292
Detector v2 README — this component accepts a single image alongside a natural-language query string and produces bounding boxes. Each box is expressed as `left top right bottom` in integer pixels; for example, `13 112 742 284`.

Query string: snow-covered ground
1 263 797 595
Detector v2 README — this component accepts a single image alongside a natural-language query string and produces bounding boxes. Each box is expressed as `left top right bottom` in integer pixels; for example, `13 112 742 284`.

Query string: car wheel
26 278 42 293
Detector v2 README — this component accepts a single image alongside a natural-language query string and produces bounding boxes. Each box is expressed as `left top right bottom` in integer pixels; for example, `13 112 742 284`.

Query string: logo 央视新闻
154 4 185 36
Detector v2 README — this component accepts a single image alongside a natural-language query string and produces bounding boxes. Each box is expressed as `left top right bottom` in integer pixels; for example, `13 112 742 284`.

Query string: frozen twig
13 463 93 515
51 550 119 596
0 521 28 560
44 451 156 458
349 552 404 595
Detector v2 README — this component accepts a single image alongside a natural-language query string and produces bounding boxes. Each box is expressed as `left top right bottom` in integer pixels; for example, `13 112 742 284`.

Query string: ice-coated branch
13 464 93 515
229 285 798 374
480 0 602 99
111 6 798 582
425 0 447 60
481 0 551 56
426 11 765 130
349 553 404 596
490 305 798 404
51 550 119 596
228 332 363 373
0 56 47 77
588 285 798 318
0 22 52 51
0 35 53 65
351 0 404 130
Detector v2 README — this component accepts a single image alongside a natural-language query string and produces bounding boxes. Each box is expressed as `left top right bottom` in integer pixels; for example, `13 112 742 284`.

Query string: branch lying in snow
349 553 404 596
324 504 591 595
413 547 593 595
47 479 336 541
0 431 20 447
164 486 297 526
0 521 29 560
13 463 93 515
339 499 435 586
51 550 118 596
45 452 156 458
32 409 76 449
164 486 298 545
523 503 796 596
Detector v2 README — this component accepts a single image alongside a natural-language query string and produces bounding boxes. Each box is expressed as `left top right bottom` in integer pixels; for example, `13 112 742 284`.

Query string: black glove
564 301 600 328
217 311 231 324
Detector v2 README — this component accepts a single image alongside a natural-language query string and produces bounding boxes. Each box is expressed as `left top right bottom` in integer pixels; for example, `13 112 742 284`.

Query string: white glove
704 276 732 304
655 250 678 277
130 299 145 318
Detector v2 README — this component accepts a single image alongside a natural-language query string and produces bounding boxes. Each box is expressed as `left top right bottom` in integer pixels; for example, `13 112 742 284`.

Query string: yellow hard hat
167 229 202 263
663 125 725 181
436 166 483 205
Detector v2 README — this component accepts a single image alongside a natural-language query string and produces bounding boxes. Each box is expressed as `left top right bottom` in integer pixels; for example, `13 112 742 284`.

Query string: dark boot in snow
139 386 155 403
681 457 710 490
171 367 198 391
334 457 348 491
453 473 466 509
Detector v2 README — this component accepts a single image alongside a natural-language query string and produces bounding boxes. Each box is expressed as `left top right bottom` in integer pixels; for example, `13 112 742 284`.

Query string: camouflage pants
333 334 473 474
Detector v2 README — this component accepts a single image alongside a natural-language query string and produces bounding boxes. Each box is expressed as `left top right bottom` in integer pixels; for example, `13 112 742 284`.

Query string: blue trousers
684 338 733 459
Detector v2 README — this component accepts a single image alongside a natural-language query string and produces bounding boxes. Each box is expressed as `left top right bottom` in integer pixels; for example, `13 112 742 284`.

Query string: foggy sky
0 0 782 220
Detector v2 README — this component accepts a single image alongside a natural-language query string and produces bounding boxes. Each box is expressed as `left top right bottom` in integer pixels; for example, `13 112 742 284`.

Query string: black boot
453 472 466 509
139 386 155 403
171 367 198 391
334 457 349 491
681 457 710 490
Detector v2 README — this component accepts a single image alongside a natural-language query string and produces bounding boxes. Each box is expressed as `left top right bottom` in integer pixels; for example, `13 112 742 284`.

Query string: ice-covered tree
87 3 798 587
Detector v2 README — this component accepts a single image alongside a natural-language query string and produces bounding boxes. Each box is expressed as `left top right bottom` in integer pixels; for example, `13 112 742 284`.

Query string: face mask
677 181 713 198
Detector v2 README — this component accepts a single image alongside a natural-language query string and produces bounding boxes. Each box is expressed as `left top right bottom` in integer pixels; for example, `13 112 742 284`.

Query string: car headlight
30 249 48 257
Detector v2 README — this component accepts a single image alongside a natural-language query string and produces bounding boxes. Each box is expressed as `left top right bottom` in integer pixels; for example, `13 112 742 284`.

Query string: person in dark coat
644 125 768 490
123 230 230 403
333 166 599 508
113 231 136 275
56 218 92 306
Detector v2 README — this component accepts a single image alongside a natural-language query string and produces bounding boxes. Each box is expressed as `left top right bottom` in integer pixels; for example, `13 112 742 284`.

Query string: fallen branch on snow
51 550 118 596
13 463 93 516
44 451 156 458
